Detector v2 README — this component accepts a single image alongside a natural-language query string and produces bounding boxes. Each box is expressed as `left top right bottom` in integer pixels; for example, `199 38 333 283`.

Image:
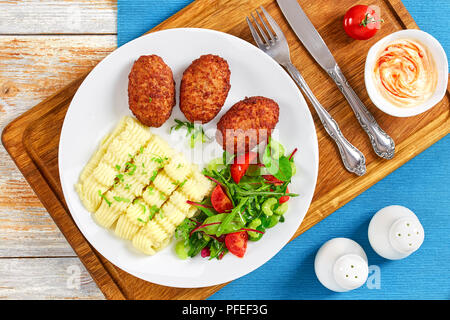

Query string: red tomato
211 185 233 213
230 152 258 184
279 186 290 204
225 231 248 258
262 175 284 185
264 175 290 203
343 5 383 40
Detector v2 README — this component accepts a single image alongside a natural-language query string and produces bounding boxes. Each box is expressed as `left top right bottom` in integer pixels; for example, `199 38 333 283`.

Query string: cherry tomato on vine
343 5 383 40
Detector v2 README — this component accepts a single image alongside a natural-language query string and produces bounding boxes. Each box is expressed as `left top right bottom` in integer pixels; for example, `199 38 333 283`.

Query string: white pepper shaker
368 205 424 260
314 238 369 292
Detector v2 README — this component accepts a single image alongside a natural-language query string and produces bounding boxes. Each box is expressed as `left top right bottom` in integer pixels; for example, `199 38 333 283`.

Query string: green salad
174 138 298 260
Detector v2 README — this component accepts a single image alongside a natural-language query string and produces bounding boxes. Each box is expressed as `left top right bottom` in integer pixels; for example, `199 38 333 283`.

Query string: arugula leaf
175 218 197 243
209 240 227 260
188 237 209 257
215 198 248 237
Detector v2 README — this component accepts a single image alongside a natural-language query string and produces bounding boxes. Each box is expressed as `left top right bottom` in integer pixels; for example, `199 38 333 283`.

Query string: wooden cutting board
2 0 449 300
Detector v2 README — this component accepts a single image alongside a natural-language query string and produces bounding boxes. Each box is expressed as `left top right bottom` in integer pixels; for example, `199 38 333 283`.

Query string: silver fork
247 6 366 176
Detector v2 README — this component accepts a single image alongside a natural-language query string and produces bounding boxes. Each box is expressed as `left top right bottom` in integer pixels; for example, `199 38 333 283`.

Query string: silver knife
277 0 395 159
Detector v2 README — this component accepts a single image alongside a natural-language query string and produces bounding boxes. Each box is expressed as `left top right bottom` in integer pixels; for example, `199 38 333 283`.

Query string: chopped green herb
159 191 167 200
172 179 187 190
160 209 164 219
139 146 144 154
113 196 130 203
115 165 121 171
125 162 137 176
142 163 145 168
151 155 167 165
178 179 187 189
170 119 209 148
176 164 183 169
147 186 154 195
149 97 152 103
150 170 158 182
124 184 130 190
98 190 111 207
137 218 145 223
115 173 124 182
149 205 159 220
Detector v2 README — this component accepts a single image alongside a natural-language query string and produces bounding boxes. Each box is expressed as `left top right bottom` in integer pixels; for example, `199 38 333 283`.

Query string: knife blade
276 0 337 71
276 0 396 160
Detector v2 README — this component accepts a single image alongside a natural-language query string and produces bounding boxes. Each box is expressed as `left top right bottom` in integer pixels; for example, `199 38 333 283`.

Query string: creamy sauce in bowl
373 39 437 108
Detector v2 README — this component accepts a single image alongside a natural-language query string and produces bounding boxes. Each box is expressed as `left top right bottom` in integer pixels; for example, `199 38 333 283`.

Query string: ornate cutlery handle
284 62 366 176
328 65 395 159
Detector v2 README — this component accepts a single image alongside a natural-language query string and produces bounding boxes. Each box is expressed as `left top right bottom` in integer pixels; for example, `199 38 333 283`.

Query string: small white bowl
365 30 448 117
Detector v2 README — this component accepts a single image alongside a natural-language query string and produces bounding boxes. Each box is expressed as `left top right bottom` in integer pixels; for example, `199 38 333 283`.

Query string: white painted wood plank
0 35 116 257
0 207 77 257
0 0 117 34
0 258 105 299
0 35 116 129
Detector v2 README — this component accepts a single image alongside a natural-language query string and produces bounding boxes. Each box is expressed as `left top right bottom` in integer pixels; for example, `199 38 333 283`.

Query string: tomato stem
360 13 384 27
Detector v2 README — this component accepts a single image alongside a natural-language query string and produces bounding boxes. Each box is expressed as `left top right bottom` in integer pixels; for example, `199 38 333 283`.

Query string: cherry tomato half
225 231 248 258
262 175 284 185
279 187 290 204
230 152 258 184
343 5 383 40
264 175 290 204
211 184 233 213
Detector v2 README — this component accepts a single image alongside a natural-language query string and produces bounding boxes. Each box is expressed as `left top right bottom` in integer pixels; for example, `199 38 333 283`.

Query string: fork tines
246 6 279 48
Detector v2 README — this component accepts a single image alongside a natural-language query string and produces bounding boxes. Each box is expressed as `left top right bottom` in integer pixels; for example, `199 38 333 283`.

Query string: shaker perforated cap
315 238 369 292
333 254 369 291
369 205 425 260
389 217 424 254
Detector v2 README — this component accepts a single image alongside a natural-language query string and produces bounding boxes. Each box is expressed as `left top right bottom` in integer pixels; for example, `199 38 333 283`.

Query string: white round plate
59 28 318 288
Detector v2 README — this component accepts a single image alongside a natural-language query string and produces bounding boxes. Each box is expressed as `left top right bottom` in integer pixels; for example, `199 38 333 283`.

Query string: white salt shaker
368 205 424 260
314 238 369 292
